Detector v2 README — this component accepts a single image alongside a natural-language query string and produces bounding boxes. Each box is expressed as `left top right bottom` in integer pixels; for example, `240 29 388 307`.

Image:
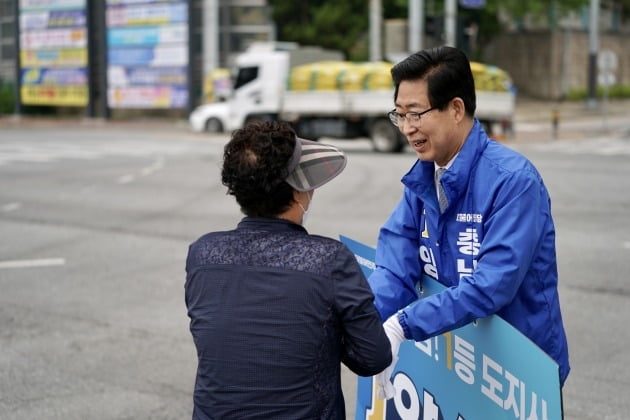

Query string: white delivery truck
190 42 516 153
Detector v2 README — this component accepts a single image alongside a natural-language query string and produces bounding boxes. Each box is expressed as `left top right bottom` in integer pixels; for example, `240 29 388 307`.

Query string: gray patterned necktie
435 167 448 213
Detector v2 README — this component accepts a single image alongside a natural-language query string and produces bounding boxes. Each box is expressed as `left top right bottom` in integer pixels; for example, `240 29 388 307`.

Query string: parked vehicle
190 42 516 153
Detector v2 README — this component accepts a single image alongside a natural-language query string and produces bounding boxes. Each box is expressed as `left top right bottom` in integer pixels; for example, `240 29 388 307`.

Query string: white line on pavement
117 174 135 184
2 202 21 212
141 156 165 176
0 258 66 269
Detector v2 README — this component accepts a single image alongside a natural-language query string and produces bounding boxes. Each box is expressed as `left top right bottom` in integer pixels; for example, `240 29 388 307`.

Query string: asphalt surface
1 98 629 419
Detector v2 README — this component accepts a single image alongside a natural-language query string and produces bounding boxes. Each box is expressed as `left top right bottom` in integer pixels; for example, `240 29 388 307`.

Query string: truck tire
370 118 404 153
205 118 223 133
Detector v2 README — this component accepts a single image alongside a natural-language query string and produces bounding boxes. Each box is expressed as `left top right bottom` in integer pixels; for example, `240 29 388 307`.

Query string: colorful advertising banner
107 45 187 67
20 10 87 31
338 236 563 420
108 66 187 87
107 24 187 47
20 48 87 67
106 3 187 26
20 0 85 12
20 85 88 106
108 86 187 108
20 27 87 50
18 0 88 106
106 0 189 109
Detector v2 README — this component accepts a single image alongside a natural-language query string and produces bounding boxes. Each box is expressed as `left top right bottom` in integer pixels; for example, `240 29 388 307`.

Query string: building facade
0 0 274 113
0 0 16 83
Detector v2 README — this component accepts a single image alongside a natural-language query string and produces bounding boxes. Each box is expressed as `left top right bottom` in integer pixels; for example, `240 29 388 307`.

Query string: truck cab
189 44 289 133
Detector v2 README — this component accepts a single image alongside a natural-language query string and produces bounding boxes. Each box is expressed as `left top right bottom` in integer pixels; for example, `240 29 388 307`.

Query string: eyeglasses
388 107 435 127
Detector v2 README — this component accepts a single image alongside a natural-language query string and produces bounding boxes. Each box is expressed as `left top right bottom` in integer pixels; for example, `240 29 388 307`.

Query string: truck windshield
233 66 259 90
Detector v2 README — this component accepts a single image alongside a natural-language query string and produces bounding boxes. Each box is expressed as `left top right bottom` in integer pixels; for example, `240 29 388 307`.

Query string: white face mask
298 191 312 225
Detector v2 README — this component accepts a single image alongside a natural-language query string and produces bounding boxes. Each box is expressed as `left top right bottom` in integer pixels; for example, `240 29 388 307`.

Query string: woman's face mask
298 191 313 224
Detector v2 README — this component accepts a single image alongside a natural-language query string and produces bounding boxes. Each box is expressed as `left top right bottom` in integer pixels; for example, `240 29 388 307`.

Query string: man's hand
374 314 405 400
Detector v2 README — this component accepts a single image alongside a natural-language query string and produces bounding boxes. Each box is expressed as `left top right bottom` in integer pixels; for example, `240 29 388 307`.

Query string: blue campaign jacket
368 120 570 384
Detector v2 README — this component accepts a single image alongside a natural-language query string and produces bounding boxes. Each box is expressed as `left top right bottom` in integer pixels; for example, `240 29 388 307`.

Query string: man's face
395 79 462 166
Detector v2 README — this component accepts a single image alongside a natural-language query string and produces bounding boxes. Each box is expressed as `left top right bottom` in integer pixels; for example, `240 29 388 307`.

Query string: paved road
1 118 629 419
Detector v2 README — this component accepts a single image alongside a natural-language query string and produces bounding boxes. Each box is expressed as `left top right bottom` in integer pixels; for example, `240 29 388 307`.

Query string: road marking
117 174 135 184
140 156 164 176
0 140 192 168
2 202 21 212
0 258 66 269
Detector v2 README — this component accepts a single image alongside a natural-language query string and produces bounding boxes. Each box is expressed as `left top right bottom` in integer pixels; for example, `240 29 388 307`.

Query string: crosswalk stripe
0 258 66 269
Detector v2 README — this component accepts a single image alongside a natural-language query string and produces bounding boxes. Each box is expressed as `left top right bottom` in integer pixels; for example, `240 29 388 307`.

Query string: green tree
269 0 369 60
269 0 629 61
0 78 15 115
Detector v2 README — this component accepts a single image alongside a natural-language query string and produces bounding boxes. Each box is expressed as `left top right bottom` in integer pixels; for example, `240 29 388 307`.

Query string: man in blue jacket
369 46 570 399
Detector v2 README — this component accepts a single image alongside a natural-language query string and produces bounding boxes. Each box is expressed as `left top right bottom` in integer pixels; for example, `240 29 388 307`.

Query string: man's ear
451 97 467 123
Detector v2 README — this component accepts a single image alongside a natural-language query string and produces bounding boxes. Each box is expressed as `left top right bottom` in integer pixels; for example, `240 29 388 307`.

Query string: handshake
374 314 406 400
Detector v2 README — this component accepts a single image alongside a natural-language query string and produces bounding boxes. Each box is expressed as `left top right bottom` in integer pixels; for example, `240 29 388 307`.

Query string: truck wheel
205 118 223 133
370 119 404 153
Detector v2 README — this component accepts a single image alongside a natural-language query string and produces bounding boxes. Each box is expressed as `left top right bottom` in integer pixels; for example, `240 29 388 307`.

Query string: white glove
374 314 406 400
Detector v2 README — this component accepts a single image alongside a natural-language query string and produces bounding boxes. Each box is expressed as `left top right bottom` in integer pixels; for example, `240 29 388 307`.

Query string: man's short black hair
222 120 297 217
391 46 476 118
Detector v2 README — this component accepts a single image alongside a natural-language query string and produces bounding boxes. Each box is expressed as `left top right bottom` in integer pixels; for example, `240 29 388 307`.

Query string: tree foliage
269 0 369 60
269 0 627 61
0 78 15 115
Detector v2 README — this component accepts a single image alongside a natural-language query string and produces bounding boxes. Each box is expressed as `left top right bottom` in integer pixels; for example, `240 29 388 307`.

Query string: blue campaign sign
339 236 563 420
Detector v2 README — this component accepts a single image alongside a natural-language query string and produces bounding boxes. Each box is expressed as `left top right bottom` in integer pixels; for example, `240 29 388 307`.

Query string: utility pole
369 0 382 61
587 0 599 108
444 0 457 47
409 0 424 53
13 0 21 116
203 0 220 72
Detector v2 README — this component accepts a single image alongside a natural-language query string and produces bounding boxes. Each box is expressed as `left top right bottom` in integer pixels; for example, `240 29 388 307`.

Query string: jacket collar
401 119 489 204
237 216 307 233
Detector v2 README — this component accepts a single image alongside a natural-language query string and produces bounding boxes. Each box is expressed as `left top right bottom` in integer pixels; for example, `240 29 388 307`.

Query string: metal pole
369 0 382 61
100 0 110 119
14 0 22 116
86 0 96 118
187 0 194 116
203 0 220 75
409 0 424 53
444 0 457 47
587 0 599 108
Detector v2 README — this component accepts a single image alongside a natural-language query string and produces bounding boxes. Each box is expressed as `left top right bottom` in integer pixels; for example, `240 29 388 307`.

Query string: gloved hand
374 313 406 400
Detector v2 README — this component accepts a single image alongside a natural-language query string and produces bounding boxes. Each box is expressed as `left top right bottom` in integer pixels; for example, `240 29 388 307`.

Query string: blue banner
107 45 187 67
106 3 187 27
107 24 187 47
339 236 563 420
108 66 187 87
21 68 87 85
20 0 85 12
105 0 188 109
20 10 86 30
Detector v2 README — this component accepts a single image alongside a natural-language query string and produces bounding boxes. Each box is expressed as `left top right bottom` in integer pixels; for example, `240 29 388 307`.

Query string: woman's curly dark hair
221 120 297 217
